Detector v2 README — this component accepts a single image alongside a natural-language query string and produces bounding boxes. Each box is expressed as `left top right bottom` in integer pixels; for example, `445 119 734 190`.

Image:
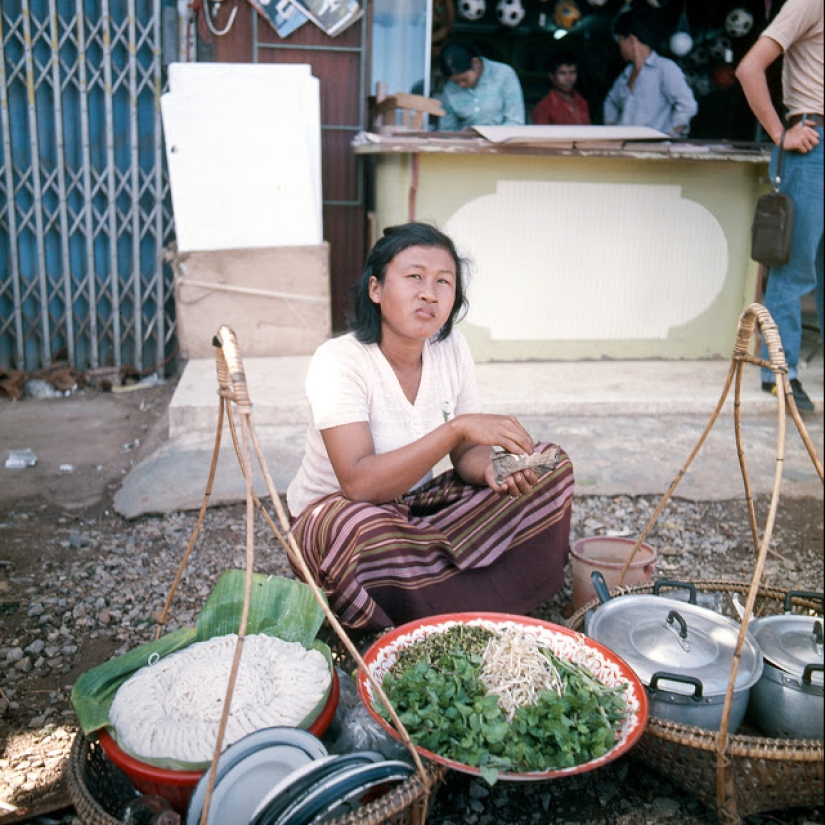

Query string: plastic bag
323 668 413 764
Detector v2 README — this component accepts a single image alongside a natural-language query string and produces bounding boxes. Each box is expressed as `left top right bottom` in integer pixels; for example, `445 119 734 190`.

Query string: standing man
532 51 591 125
437 41 525 131
603 9 697 137
736 0 823 413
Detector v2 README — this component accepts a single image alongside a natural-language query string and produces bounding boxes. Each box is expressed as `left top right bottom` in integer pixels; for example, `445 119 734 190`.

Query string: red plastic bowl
98 666 340 814
357 612 649 781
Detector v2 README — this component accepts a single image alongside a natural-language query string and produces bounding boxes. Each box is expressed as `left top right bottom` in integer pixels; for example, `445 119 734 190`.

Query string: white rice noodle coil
109 633 330 762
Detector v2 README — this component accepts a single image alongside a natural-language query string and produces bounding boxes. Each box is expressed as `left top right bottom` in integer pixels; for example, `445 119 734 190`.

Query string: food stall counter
354 127 771 362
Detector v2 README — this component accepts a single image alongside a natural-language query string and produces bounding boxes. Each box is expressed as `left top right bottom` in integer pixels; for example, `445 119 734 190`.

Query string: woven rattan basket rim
66 731 445 825
566 577 824 759
643 716 825 758
67 734 123 825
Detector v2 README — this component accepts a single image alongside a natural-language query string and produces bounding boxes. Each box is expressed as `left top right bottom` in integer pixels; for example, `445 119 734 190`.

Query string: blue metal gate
0 0 175 375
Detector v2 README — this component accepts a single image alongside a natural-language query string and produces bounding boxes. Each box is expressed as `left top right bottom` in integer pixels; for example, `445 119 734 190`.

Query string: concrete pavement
113 351 823 519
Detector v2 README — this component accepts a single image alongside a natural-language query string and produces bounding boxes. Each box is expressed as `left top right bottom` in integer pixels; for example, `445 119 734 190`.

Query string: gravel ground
1 490 823 825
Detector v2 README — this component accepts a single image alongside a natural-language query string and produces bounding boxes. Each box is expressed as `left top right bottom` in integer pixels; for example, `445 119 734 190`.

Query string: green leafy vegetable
377 626 628 785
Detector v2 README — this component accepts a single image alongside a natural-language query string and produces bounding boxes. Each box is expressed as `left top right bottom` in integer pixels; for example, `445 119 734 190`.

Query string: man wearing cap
603 8 697 137
736 0 823 414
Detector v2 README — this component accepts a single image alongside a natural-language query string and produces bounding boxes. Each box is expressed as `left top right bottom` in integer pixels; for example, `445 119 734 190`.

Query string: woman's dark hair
439 41 481 77
348 222 469 344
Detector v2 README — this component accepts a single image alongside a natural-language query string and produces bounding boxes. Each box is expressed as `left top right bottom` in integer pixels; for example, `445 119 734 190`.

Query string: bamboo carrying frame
568 303 824 824
66 305 822 825
67 324 443 825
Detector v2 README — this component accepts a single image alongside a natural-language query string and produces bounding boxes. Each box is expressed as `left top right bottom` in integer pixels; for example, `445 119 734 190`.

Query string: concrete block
173 244 331 359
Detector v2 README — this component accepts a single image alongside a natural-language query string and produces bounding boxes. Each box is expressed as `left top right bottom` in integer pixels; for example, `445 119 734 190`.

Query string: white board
162 63 322 252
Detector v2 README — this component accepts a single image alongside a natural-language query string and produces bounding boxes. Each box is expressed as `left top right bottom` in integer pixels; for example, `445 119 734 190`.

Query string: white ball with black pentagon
725 7 753 37
496 0 526 28
458 0 487 21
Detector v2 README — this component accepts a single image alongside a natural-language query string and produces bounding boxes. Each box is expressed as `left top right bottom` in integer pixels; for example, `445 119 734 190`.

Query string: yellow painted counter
354 132 772 361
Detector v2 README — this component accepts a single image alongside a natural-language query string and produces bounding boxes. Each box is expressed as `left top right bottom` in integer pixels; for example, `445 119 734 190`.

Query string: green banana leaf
71 571 332 769
195 569 327 644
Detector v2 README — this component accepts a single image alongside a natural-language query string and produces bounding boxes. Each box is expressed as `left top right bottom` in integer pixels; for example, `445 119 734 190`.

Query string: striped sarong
290 443 574 630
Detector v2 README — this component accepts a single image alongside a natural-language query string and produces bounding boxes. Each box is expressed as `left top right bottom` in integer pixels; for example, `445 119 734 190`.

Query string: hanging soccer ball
458 0 486 20
554 0 581 30
669 31 693 57
690 73 715 97
686 43 710 67
496 0 525 27
725 8 754 38
709 35 732 61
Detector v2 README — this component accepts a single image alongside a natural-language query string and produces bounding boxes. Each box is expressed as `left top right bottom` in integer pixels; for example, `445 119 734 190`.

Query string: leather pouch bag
751 133 795 267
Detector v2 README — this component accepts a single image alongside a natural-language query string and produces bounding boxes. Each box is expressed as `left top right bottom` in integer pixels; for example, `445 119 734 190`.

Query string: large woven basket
66 729 445 825
66 324 445 825
565 304 824 825
567 579 824 820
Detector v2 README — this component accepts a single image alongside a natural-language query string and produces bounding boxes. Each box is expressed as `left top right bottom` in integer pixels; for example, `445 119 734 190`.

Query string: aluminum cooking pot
747 590 824 740
586 575 763 732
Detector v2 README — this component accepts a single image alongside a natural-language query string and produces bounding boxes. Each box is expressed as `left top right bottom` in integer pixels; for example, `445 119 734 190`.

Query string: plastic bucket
570 537 657 611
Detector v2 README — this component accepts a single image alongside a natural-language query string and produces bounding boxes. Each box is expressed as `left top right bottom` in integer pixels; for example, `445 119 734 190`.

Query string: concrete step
169 354 825 439
114 354 824 519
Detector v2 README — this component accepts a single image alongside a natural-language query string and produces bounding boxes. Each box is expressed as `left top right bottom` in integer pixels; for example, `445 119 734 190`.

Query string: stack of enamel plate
186 726 414 825
249 751 414 825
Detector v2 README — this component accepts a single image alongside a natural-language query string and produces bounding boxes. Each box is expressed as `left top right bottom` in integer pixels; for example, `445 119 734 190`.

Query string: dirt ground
0 378 177 516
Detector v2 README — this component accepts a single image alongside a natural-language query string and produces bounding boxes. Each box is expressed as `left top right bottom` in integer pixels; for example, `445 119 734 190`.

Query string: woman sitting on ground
286 222 574 631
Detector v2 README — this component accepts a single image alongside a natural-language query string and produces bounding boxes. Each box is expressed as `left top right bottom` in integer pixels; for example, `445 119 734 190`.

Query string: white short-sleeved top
286 330 480 517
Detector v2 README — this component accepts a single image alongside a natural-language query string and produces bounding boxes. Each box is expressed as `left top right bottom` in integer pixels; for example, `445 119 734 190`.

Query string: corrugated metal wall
0 0 175 375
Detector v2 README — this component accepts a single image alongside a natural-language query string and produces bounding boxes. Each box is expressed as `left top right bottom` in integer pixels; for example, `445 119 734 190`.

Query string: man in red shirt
532 51 591 125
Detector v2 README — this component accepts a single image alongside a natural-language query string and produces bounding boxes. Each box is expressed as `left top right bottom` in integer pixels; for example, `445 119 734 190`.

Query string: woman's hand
450 413 535 456
450 414 538 494
483 462 539 500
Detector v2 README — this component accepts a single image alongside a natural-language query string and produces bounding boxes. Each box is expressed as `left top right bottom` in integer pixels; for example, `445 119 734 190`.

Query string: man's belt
787 113 825 128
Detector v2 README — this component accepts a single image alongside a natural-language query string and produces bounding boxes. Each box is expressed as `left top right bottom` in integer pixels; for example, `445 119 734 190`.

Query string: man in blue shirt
438 41 525 131
603 10 697 137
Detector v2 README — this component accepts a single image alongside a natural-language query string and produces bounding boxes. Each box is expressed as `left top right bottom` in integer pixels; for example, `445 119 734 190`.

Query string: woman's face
369 245 456 343
449 57 483 89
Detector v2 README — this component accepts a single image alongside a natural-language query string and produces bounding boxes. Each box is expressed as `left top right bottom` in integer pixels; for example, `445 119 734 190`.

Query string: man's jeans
760 127 824 383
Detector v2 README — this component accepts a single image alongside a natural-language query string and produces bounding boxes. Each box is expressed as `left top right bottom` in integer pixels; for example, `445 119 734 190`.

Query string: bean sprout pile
480 628 562 720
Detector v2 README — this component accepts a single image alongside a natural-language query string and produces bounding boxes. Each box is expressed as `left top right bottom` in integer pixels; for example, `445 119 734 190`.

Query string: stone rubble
1 493 822 825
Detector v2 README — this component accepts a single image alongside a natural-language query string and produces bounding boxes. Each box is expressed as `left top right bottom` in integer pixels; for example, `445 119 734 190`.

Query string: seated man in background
437 41 525 131
603 8 697 137
532 51 591 125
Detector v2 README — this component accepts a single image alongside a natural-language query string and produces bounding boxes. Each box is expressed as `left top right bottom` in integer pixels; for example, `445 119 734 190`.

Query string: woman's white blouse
286 330 480 517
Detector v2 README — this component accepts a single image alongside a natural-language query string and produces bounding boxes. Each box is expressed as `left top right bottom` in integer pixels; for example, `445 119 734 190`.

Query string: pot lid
587 595 763 695
749 614 824 683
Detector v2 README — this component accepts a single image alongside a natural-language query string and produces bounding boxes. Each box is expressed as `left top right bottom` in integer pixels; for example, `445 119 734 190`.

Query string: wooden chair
371 91 445 133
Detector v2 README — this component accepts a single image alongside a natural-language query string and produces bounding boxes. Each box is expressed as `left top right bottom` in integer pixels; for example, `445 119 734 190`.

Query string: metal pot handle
802 663 824 685
783 590 824 613
590 571 612 605
653 579 698 604
649 671 704 699
666 610 689 638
